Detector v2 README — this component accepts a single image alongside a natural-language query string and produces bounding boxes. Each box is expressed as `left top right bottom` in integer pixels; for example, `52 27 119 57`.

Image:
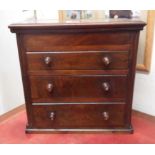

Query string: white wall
0 11 26 115
0 76 4 114
0 10 59 115
133 30 155 116
0 10 155 116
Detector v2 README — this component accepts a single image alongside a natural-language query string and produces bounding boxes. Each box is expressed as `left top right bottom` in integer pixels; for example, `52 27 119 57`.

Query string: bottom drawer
32 104 126 129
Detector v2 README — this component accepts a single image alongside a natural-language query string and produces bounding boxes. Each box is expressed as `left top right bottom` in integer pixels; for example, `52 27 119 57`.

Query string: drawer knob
44 56 52 66
102 82 110 92
49 112 55 120
102 112 109 120
102 56 111 66
46 83 53 93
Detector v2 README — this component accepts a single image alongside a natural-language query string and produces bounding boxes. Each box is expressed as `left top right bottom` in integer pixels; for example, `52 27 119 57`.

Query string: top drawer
27 51 129 71
23 32 132 51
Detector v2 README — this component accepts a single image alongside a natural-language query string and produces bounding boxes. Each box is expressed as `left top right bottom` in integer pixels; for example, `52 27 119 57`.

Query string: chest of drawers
9 19 145 133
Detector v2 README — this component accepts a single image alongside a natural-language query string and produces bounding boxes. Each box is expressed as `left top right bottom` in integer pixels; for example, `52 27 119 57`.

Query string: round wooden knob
102 56 111 66
102 82 110 92
44 56 52 66
102 112 109 120
49 112 55 120
46 83 53 93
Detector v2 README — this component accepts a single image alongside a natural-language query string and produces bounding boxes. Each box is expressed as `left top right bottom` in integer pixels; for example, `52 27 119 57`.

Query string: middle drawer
27 51 128 71
30 75 127 103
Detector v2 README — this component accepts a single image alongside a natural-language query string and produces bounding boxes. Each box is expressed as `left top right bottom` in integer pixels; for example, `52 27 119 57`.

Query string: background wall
0 10 155 116
0 11 25 115
133 35 155 116
0 10 59 115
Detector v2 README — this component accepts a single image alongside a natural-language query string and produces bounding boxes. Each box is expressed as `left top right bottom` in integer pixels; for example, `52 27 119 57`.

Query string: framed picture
66 10 81 20
59 10 105 22
136 10 155 72
108 10 155 72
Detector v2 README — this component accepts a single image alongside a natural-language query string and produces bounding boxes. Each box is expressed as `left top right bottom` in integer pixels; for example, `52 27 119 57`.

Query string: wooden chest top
9 19 145 33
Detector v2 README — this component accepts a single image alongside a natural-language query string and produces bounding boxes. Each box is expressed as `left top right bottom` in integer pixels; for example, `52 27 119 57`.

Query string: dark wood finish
28 70 129 76
30 75 127 103
27 51 129 71
16 34 34 128
23 32 132 51
8 19 145 33
9 19 145 133
32 104 126 129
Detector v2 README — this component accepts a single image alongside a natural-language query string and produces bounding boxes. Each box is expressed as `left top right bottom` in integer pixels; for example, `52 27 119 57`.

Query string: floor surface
0 110 155 144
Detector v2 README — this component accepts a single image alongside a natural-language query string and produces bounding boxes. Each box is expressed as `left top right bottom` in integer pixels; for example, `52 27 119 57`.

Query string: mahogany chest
9 19 145 133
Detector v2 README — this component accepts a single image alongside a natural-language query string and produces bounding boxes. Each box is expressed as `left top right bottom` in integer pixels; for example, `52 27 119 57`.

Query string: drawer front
30 75 127 102
23 32 131 51
32 104 126 129
27 51 129 71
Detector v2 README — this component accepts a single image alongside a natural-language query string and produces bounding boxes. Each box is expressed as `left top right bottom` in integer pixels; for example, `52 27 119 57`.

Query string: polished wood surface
9 19 145 133
32 104 125 129
23 33 132 52
8 18 145 33
30 75 127 102
27 51 129 71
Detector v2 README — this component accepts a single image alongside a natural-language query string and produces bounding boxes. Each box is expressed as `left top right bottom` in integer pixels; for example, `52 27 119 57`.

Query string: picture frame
59 10 105 22
136 10 155 72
